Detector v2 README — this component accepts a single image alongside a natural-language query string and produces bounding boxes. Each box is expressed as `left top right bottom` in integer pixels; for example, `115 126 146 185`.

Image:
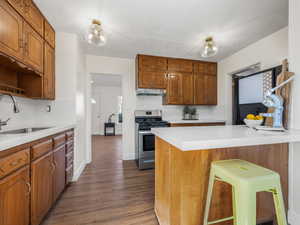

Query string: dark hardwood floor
42 135 158 225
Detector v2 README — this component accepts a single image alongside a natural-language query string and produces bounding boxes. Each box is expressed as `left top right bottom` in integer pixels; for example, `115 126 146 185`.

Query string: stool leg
235 188 256 225
203 169 215 225
232 186 237 225
271 184 287 225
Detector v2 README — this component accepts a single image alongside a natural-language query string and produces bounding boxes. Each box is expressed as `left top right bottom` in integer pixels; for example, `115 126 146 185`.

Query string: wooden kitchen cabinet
167 58 193 73
23 22 44 74
44 20 55 48
44 42 55 99
23 0 44 36
204 74 217 105
53 145 66 202
194 74 217 105
165 72 194 105
136 55 167 89
0 166 30 225
6 0 25 14
0 0 55 99
194 73 205 104
182 73 194 105
165 72 183 105
31 152 54 225
136 54 217 105
0 0 24 61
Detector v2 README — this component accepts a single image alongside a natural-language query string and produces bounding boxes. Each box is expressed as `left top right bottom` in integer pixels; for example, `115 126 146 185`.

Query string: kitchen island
152 125 300 225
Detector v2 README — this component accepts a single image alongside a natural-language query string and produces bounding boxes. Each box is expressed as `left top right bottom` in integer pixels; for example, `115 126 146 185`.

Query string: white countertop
167 119 226 124
0 124 76 152
152 125 300 151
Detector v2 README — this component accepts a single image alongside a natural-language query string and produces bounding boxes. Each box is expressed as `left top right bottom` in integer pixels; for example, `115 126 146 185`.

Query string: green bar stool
203 159 287 225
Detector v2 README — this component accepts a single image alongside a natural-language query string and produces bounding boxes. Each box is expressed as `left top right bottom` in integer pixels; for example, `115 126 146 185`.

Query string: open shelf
0 83 26 97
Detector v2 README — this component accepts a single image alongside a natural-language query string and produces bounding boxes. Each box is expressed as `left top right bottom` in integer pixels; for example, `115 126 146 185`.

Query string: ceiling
35 0 288 62
91 74 122 87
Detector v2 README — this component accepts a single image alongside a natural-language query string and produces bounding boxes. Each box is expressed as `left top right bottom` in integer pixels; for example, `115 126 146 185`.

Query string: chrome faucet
0 118 10 130
0 94 20 113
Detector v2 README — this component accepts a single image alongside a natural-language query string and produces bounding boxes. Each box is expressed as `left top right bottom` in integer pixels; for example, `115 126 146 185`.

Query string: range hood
136 88 166 96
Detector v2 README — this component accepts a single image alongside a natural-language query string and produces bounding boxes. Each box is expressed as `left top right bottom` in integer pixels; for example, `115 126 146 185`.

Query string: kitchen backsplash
135 96 226 121
0 96 76 130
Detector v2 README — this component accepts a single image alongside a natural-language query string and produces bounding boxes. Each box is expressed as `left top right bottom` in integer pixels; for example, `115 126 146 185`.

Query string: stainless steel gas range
135 110 170 170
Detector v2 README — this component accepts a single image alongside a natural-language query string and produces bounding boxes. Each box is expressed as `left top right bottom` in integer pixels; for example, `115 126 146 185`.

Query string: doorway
91 74 123 136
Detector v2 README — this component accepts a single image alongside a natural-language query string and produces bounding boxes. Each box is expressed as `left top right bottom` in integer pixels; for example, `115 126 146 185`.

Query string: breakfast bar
152 125 300 225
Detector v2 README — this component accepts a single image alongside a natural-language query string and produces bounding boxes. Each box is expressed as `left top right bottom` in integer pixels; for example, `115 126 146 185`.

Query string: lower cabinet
0 166 30 225
53 145 66 202
31 152 54 225
0 129 73 225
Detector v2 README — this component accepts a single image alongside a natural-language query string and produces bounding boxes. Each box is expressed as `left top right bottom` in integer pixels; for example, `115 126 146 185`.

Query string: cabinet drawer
53 133 66 148
0 149 30 178
66 141 74 154
31 139 53 160
65 151 73 168
66 165 73 184
66 130 74 141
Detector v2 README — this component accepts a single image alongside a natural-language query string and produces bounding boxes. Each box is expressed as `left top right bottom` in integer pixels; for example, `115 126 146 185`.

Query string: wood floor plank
42 135 158 225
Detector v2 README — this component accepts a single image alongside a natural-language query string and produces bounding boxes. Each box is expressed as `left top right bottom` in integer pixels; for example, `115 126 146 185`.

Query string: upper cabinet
23 0 44 36
136 55 167 89
0 0 24 61
0 0 55 99
44 20 55 48
23 22 44 74
167 58 193 73
137 54 218 105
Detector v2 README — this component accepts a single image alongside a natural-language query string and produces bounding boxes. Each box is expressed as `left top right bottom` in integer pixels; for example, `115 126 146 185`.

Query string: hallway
42 136 158 225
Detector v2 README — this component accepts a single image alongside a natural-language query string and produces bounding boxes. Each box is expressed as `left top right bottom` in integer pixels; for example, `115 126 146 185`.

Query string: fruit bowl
244 119 263 128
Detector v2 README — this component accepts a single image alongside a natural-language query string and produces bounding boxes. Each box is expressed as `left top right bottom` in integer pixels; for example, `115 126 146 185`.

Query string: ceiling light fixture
86 19 106 46
201 37 218 58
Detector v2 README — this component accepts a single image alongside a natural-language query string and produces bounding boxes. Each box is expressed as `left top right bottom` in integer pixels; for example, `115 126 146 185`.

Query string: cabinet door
138 71 166 89
31 152 54 225
0 166 30 225
167 58 193 73
44 43 55 99
194 74 205 105
182 73 194 105
0 0 23 61
165 73 183 105
6 0 25 15
23 0 44 36
204 75 217 105
53 145 66 202
44 20 55 48
138 55 167 71
23 22 44 73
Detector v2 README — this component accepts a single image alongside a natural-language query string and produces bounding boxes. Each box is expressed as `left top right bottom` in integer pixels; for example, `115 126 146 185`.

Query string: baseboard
72 161 86 182
123 152 135 160
288 210 300 225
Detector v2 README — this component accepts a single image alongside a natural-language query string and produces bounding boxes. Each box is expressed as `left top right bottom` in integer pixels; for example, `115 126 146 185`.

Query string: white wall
288 0 300 223
0 32 90 181
218 27 288 124
92 85 122 135
86 55 136 160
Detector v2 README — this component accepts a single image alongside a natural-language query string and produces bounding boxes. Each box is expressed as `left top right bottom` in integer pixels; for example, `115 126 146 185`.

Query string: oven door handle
138 131 154 135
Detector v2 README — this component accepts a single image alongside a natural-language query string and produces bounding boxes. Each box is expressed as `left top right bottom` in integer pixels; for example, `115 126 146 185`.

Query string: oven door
138 131 155 169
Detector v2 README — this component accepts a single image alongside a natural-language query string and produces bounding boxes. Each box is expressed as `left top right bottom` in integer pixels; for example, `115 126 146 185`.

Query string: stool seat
213 159 280 190
204 159 287 225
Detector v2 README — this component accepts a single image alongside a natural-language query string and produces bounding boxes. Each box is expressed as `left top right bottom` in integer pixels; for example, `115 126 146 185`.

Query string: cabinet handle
26 182 31 195
19 39 23 49
10 159 22 167
51 161 56 173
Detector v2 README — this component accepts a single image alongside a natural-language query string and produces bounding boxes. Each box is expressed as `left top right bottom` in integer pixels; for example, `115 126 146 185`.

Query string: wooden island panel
155 137 288 225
